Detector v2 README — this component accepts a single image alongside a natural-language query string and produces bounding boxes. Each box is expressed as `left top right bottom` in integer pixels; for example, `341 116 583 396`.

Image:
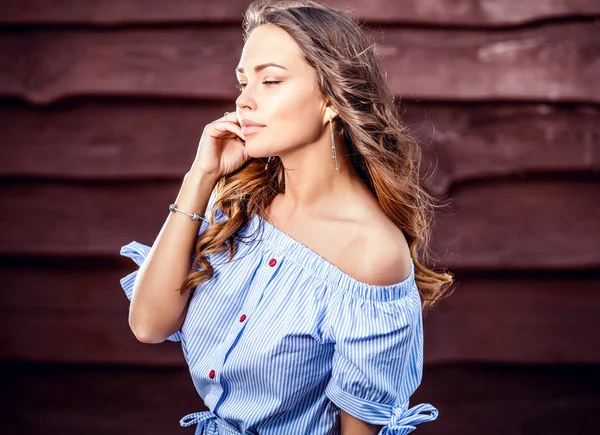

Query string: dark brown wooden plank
2 0 599 26
414 364 599 434
0 306 185 365
430 178 600 269
1 262 599 364
0 261 185 365
423 273 600 364
1 362 598 435
0 261 182 365
2 100 599 196
0 181 180 257
1 22 598 104
406 103 600 196
0 179 598 269
1 362 204 435
0 99 213 180
1 261 142 311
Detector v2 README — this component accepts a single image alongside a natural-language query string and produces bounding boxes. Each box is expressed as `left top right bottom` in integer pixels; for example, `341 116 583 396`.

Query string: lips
240 118 265 137
241 125 265 135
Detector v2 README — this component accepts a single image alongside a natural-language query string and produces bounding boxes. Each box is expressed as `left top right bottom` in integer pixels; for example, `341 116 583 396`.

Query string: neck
274 130 358 216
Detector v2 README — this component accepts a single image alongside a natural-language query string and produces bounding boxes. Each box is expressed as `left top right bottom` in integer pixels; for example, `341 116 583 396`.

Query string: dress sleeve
324 289 438 434
118 188 220 343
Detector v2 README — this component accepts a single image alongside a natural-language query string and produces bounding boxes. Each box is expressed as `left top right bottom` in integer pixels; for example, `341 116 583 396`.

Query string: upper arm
119 241 183 343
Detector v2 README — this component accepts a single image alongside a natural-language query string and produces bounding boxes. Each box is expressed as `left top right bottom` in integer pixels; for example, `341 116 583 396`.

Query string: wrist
175 170 219 214
184 168 220 187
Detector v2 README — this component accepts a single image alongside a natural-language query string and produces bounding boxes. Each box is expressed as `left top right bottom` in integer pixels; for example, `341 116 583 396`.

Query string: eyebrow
235 63 288 74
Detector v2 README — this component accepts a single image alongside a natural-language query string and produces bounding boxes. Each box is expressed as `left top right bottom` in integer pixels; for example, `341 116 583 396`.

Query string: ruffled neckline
241 213 416 302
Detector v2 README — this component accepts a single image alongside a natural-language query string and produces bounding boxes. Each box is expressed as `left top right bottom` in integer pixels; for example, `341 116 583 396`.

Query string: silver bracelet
169 203 207 222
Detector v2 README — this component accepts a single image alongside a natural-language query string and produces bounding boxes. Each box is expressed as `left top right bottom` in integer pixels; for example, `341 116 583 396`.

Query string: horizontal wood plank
1 22 598 104
406 103 600 196
1 362 204 435
415 363 599 434
2 0 599 27
0 263 184 365
0 179 598 269
430 178 600 269
2 100 599 196
423 274 600 364
0 307 184 366
1 264 599 364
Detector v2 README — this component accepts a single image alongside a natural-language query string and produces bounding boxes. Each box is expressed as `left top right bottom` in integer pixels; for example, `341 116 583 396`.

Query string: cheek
270 98 323 146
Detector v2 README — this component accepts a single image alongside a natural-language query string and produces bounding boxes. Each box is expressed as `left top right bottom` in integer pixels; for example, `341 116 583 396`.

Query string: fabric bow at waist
180 411 243 435
180 411 219 435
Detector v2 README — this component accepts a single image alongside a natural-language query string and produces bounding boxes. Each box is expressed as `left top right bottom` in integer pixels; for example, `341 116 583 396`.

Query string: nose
235 85 256 114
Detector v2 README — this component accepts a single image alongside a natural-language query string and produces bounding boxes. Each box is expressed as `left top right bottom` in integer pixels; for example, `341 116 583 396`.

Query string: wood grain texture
0 306 184 365
0 263 183 365
1 362 598 435
406 103 600 196
1 362 204 435
1 263 599 364
2 100 598 196
2 0 599 26
1 22 599 104
0 178 598 268
430 178 600 269
414 363 599 434
423 274 600 364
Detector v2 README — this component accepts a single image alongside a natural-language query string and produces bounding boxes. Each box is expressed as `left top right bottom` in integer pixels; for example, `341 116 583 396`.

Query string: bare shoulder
352 211 413 287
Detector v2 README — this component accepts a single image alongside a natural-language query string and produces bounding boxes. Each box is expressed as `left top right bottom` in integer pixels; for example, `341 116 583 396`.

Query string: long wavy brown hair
180 0 454 313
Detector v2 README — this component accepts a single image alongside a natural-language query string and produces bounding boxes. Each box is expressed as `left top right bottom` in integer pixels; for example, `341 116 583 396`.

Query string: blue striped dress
119 197 439 435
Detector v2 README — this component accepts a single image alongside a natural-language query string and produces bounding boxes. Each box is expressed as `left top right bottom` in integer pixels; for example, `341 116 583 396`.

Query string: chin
244 141 271 159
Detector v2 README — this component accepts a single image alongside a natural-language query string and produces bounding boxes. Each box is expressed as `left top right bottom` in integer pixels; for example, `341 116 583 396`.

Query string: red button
239 314 246 322
269 258 277 267
209 370 215 379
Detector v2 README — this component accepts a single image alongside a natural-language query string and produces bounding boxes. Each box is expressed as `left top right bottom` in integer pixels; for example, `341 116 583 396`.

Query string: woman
120 1 453 434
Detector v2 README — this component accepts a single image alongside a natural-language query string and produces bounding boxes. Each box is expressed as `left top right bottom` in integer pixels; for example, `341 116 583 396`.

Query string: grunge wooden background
1 1 599 434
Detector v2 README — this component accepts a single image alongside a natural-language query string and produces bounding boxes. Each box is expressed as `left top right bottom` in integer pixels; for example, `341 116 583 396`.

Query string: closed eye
235 81 281 92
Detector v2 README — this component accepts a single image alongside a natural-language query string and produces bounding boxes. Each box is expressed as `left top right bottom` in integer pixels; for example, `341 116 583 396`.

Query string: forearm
340 409 384 435
128 169 219 343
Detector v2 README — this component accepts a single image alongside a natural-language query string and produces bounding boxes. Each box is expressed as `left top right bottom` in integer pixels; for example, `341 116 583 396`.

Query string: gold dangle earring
329 117 339 173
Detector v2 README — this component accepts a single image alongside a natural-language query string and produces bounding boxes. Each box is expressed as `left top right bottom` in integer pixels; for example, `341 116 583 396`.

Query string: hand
189 111 250 180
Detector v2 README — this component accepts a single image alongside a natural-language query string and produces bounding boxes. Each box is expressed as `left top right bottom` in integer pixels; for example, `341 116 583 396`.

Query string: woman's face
235 24 328 158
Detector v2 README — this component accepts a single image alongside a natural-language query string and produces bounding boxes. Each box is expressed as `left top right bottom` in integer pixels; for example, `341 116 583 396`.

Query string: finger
211 121 246 141
221 111 236 121
222 111 244 128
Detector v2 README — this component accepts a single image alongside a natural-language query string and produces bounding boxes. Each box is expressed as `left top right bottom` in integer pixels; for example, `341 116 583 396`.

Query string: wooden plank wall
1 1 599 433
